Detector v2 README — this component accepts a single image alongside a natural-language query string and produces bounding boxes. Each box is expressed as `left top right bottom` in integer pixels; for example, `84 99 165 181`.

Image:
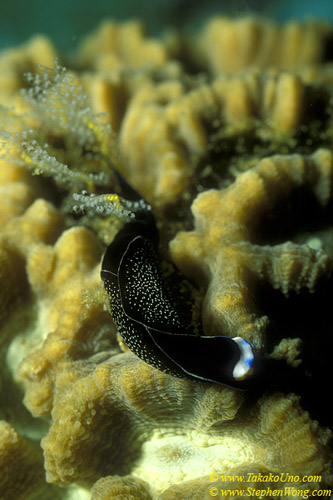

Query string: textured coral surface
0 15 333 500
170 149 333 348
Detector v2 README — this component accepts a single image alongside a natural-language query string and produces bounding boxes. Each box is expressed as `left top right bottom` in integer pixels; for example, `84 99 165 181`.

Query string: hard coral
170 149 333 348
34 356 331 496
191 17 331 75
21 225 112 417
91 475 153 500
119 69 331 204
0 421 45 500
0 13 333 500
0 34 56 108
77 20 168 71
36 357 241 484
0 152 63 324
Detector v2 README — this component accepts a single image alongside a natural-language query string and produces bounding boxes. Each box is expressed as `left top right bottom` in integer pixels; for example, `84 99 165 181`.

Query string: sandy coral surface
0 15 332 500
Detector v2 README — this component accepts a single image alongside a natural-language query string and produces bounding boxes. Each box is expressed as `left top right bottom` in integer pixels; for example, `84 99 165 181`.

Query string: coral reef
118 70 314 204
77 20 169 72
170 149 333 348
0 13 332 500
0 35 56 109
189 17 332 75
0 421 45 500
22 352 333 495
91 475 153 500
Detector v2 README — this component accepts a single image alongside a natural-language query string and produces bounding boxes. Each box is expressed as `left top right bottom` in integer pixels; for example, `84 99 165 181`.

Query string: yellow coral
91 475 153 500
192 17 330 75
0 34 57 108
37 358 242 485
25 347 329 493
170 149 333 347
0 14 333 500
77 20 168 71
20 225 110 416
0 147 37 228
0 240 27 322
0 421 45 500
37 355 331 495
119 70 326 204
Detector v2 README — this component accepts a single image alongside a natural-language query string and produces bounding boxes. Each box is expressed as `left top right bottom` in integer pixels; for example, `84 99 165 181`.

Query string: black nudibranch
101 168 260 390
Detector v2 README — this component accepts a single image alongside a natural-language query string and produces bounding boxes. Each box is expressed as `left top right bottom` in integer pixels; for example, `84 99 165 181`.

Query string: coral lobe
0 12 332 500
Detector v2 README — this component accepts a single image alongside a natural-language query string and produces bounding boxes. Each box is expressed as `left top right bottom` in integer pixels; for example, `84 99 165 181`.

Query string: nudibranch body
100 167 260 390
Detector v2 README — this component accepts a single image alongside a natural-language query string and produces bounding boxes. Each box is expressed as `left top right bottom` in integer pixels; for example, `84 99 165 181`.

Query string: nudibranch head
232 337 255 380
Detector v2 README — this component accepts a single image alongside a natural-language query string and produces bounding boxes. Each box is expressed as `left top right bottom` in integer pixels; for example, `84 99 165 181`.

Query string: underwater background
1 0 333 51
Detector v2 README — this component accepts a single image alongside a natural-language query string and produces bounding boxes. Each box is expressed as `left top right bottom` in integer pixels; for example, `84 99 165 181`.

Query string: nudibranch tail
145 329 258 390
101 165 259 390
